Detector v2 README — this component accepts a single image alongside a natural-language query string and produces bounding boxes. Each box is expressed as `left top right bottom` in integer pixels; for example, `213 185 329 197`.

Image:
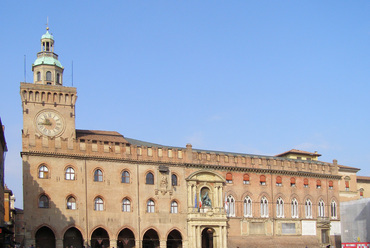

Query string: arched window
122 198 131 212
260 175 266 185
39 195 49 208
94 169 103 182
37 71 41 81
56 73 60 84
146 172 154 185
305 199 312 218
330 201 337 219
243 174 250 185
345 181 350 191
290 177 296 187
121 171 130 183
147 199 155 213
227 195 235 217
170 201 178 213
67 196 76 210
260 197 268 217
276 176 282 186
244 196 252 217
304 178 309 188
94 197 104 211
318 200 325 217
171 174 178 186
46 71 52 81
226 173 233 184
316 180 321 189
65 167 75 180
38 165 49 179
291 198 298 218
276 197 284 218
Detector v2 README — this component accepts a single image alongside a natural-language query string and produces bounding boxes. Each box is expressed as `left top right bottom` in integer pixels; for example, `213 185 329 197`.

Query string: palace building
21 28 344 248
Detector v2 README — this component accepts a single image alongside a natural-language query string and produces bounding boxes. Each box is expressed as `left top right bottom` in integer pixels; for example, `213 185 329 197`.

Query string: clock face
35 110 65 137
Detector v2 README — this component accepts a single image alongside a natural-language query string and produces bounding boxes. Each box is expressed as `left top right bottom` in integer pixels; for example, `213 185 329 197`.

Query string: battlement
20 83 77 106
21 131 339 177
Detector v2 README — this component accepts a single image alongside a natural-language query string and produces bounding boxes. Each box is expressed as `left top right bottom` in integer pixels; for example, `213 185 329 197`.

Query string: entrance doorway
117 228 135 248
167 229 182 248
142 229 159 248
35 226 56 248
201 228 214 248
64 227 83 248
91 228 110 248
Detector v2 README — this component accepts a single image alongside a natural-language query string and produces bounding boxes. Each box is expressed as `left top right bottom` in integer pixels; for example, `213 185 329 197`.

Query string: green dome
41 31 54 40
33 56 63 68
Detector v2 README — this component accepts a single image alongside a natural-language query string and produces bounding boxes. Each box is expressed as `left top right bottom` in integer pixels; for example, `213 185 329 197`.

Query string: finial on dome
46 17 49 31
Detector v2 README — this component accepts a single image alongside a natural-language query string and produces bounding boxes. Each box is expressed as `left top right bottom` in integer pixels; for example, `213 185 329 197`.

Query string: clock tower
20 27 77 148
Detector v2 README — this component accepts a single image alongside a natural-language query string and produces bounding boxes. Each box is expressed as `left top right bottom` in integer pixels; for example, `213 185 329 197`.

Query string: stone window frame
38 164 49 179
66 195 77 210
305 199 313 219
65 166 76 180
38 194 50 208
243 196 252 217
291 198 299 218
122 197 131 212
318 199 325 217
276 197 284 218
260 196 269 218
94 168 103 182
145 171 155 185
121 170 130 184
94 196 104 211
330 200 337 219
170 200 179 214
227 195 236 217
147 199 155 213
171 173 178 186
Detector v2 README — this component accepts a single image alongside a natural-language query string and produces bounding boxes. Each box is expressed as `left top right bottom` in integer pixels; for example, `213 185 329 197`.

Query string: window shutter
243 174 250 181
304 178 309 185
276 176 282 184
329 181 333 187
260 175 266 182
290 177 296 184
226 173 232 181
345 181 349 188
317 180 321 186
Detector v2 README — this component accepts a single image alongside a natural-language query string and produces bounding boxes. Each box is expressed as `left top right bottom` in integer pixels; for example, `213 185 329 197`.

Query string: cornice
21 150 341 180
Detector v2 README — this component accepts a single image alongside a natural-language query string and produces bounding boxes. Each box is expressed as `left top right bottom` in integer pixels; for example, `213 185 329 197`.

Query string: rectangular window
178 150 183 159
282 223 296 234
158 148 162 157
168 149 173 158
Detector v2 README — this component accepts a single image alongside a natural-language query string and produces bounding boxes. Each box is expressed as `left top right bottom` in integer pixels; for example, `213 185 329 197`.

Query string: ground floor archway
167 229 182 248
201 228 214 248
142 229 159 248
35 226 56 248
63 227 83 248
91 228 110 248
117 228 135 248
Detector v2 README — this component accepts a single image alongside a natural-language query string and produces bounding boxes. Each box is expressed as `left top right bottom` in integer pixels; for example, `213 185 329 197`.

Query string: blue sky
1 1 369 208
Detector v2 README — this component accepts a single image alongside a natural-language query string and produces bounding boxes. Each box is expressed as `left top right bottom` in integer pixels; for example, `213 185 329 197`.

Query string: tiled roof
76 129 128 143
338 164 361 172
275 149 321 157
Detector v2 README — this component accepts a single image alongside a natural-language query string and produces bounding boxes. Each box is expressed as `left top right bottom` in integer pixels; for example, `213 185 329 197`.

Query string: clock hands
38 118 52 126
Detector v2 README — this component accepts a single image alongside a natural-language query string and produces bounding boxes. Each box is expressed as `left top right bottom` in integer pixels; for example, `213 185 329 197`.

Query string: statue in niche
160 175 168 188
201 188 212 207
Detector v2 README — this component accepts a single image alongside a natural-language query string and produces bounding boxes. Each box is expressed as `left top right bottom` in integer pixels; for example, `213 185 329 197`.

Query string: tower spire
32 25 64 85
